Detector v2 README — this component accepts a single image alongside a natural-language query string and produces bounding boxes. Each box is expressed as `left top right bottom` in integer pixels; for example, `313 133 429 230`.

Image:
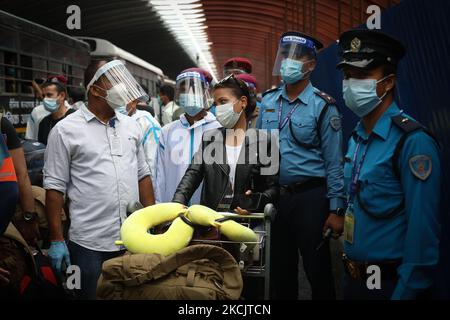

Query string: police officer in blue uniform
337 29 442 300
257 31 345 300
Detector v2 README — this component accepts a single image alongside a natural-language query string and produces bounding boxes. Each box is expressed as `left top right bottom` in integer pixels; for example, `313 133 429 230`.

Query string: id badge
110 134 122 156
344 208 355 244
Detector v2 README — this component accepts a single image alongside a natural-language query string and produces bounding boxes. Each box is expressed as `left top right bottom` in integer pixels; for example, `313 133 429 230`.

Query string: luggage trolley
191 203 277 300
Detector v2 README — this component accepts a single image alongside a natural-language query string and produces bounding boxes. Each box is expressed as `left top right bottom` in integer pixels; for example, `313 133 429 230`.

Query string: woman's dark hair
213 75 256 120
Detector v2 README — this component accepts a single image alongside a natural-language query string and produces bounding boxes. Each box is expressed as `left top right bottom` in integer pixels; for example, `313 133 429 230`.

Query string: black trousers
271 183 336 300
342 273 397 300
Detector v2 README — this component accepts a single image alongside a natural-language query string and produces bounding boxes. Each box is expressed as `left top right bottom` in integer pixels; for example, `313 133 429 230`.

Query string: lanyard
348 138 370 205
278 98 301 131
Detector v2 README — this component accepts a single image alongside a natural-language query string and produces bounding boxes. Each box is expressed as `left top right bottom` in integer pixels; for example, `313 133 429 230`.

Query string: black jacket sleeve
256 132 279 210
171 139 205 205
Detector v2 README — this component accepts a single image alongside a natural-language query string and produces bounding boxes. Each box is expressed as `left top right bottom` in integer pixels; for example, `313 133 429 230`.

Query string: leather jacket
172 128 279 212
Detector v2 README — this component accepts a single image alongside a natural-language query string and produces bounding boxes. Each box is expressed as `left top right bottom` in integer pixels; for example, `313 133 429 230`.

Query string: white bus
0 10 90 133
76 37 173 96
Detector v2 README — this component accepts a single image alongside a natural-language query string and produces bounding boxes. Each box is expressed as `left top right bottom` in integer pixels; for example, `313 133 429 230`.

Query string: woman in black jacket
172 74 279 214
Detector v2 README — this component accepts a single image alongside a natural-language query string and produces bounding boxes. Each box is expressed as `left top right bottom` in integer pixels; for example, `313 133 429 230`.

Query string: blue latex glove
48 241 71 275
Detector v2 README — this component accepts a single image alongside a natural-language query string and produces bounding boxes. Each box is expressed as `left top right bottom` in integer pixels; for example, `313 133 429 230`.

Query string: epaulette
391 114 423 133
262 86 281 97
314 90 336 104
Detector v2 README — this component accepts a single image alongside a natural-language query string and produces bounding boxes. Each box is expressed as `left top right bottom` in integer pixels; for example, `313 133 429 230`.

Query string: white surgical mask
216 101 242 129
95 83 128 110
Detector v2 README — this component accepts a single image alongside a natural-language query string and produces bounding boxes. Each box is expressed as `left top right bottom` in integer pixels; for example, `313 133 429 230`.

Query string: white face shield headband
86 60 149 109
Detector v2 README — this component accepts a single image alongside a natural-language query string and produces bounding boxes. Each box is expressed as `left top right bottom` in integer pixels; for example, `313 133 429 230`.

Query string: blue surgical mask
280 58 310 84
178 93 203 116
43 98 59 113
342 75 391 118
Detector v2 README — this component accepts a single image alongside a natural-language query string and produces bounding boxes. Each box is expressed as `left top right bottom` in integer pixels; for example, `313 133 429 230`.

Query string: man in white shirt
44 59 155 300
159 84 182 126
25 76 71 140
117 102 161 187
155 68 221 204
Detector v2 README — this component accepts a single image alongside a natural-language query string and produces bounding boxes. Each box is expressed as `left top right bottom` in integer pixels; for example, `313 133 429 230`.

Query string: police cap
337 29 405 70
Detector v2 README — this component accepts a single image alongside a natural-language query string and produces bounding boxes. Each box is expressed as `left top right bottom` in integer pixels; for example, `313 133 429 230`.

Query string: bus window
66 64 73 85
73 50 90 68
32 57 47 80
20 34 46 57
49 42 71 64
3 51 18 93
72 66 85 87
0 52 3 93
0 28 18 50
19 54 33 94
48 61 62 74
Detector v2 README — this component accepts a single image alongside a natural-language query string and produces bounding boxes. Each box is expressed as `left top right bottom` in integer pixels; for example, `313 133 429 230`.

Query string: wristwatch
335 208 346 217
23 211 38 222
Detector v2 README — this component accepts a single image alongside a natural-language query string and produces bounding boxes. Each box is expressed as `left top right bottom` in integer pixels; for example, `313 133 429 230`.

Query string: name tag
265 109 275 113
110 134 122 156
344 209 355 244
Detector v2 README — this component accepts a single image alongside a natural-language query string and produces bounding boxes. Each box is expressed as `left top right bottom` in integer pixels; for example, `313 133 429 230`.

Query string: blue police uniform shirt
343 102 441 300
256 82 345 211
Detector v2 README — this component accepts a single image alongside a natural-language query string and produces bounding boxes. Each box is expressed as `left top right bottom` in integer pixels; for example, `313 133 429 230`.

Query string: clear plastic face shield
86 60 149 109
175 71 211 116
272 35 317 76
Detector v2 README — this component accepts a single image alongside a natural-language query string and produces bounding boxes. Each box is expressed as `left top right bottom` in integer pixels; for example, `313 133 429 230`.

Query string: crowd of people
0 29 442 300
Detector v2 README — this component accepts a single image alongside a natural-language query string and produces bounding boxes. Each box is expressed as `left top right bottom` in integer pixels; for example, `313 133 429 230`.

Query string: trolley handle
263 203 277 222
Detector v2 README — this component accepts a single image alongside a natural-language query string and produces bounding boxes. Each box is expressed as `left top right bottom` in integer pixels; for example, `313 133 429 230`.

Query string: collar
354 102 401 141
179 111 216 129
80 103 120 125
278 82 314 105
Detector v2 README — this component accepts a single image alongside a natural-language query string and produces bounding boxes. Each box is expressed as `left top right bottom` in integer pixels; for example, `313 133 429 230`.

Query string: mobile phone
234 193 264 212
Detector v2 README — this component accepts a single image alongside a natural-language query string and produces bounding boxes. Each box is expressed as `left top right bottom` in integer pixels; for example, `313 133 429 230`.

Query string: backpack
96 244 243 300
20 139 46 187
0 223 67 300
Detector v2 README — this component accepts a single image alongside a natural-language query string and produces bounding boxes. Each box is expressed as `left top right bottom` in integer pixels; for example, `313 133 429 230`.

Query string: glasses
218 73 248 93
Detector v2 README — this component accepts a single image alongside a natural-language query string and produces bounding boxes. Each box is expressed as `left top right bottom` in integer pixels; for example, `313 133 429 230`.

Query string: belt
342 254 401 281
280 177 326 196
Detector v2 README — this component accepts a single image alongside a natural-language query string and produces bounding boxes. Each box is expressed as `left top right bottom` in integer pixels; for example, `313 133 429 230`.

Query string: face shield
272 35 317 76
86 60 149 109
175 71 211 116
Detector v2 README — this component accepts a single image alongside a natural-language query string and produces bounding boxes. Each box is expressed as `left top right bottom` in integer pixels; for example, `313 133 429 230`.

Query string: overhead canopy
2 0 401 89
202 0 401 90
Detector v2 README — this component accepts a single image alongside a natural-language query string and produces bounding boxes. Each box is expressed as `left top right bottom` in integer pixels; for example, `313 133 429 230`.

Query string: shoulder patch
409 155 432 181
330 115 342 131
262 86 281 97
314 91 336 104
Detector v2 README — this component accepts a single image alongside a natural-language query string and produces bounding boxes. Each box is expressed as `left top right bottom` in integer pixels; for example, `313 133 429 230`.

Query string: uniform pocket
289 117 317 146
357 175 404 218
261 112 278 130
